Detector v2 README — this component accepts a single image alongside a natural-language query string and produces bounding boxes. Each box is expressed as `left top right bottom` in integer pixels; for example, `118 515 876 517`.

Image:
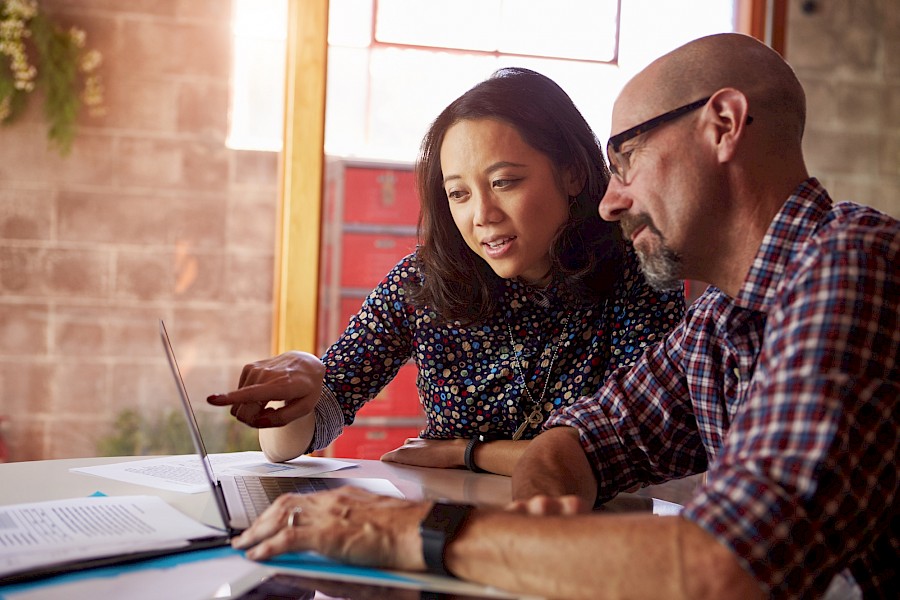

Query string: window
373 0 619 62
229 0 737 159
325 0 734 161
227 0 287 151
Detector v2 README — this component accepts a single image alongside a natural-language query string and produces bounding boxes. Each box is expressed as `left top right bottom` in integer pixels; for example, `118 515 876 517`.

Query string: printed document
0 495 223 581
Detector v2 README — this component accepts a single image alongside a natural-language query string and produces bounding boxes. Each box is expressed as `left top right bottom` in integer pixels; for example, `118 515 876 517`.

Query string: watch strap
419 502 475 577
464 435 486 473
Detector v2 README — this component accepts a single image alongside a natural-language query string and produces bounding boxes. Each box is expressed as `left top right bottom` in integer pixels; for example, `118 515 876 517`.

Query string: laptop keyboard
233 476 335 521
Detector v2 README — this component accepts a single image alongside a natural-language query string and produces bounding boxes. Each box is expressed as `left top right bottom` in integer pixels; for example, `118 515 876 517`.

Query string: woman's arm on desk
380 438 530 476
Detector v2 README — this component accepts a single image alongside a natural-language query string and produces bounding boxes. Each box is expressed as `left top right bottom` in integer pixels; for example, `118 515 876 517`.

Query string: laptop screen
159 319 232 530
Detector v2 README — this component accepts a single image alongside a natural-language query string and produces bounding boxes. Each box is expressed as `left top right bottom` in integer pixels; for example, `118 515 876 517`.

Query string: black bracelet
464 435 486 473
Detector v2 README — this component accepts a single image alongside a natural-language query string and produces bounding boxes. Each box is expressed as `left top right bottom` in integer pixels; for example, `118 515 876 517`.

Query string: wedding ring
287 506 303 528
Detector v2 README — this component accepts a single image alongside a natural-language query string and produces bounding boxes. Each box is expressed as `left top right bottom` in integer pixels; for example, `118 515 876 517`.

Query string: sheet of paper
652 497 684 516
70 452 355 493
0 496 223 580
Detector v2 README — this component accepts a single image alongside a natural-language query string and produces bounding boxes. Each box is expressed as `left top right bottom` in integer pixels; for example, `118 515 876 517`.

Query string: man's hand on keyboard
231 487 431 571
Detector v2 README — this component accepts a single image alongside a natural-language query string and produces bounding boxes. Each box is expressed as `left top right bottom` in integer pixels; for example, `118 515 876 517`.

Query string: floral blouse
310 247 685 450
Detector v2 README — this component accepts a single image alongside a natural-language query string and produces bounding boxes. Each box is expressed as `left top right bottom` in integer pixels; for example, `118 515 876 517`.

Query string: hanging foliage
0 0 104 155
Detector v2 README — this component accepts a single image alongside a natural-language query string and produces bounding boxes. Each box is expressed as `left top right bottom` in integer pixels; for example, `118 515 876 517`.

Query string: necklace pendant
512 408 544 441
512 420 529 441
526 408 543 425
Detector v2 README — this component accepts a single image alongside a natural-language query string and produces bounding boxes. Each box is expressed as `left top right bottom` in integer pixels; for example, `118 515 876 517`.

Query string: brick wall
0 1 277 460
787 0 900 218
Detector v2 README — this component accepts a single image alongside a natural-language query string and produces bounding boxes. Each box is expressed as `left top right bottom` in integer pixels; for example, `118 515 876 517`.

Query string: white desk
0 456 517 525
0 456 699 599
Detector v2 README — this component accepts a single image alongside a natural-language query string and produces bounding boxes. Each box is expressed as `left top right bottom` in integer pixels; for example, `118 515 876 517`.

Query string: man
229 33 898 599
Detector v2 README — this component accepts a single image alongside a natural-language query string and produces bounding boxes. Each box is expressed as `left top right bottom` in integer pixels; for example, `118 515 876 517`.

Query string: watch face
422 503 474 533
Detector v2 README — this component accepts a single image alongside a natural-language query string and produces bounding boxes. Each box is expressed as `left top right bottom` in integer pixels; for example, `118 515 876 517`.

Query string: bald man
226 34 898 599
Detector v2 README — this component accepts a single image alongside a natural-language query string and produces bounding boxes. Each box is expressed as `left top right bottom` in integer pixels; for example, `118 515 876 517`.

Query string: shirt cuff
308 384 344 452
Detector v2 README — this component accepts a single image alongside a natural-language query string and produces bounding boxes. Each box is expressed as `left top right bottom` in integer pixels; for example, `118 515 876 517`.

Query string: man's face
600 89 710 290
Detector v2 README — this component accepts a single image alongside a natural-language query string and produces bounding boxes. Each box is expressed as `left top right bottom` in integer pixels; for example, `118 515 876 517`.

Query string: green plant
0 0 103 154
97 408 261 457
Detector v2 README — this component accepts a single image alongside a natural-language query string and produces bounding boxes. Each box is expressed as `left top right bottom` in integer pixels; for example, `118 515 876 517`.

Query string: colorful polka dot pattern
321 247 685 441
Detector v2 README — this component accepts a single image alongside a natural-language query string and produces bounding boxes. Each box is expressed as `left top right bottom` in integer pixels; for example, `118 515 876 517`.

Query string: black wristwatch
419 501 475 577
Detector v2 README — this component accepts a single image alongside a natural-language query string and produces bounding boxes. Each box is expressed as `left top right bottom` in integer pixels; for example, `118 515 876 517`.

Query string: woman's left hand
380 437 467 469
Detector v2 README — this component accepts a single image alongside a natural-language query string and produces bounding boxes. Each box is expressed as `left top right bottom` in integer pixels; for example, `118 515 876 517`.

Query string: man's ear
704 88 750 163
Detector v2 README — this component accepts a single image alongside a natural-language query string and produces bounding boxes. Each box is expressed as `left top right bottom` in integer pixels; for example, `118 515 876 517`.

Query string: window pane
375 0 618 61
325 46 372 157
376 0 502 52
227 0 287 151
498 0 618 61
328 0 373 47
618 0 736 70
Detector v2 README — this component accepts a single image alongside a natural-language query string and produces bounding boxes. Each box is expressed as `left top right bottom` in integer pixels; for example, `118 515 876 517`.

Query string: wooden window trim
273 0 329 353
737 0 787 55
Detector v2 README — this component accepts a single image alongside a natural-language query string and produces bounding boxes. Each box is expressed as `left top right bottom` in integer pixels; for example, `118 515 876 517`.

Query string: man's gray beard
635 244 683 291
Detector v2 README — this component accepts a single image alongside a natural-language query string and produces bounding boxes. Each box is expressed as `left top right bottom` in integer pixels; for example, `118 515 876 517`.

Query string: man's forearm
443 512 763 600
511 426 597 502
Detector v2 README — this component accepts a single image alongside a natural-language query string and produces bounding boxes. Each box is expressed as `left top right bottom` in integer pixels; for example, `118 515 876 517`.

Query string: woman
208 68 684 475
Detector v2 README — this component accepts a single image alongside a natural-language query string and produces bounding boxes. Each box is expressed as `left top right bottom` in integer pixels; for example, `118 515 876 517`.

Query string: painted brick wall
0 1 277 460
787 0 900 218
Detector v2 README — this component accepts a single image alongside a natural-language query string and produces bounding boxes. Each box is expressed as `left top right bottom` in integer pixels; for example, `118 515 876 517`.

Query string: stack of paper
0 495 227 585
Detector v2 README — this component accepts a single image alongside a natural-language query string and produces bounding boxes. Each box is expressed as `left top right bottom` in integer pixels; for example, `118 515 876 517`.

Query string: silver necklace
507 313 571 440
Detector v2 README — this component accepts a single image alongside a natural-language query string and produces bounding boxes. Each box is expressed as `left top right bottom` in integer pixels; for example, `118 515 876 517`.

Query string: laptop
159 320 403 534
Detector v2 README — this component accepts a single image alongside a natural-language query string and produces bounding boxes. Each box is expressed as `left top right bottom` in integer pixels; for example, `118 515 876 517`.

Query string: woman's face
440 118 580 286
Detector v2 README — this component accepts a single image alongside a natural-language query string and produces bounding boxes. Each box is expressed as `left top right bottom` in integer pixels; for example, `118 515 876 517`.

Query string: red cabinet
327 425 424 460
318 159 425 459
339 232 418 289
342 167 420 226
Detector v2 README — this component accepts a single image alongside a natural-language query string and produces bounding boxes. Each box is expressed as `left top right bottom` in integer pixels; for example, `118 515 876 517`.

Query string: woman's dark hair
410 67 624 324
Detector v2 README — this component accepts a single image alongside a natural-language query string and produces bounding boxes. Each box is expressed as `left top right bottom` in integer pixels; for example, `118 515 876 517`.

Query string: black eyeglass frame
606 96 714 184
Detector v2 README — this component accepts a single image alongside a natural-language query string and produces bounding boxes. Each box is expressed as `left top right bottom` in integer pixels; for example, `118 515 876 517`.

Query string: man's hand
231 487 431 571
511 426 597 504
206 351 324 428
380 438 467 468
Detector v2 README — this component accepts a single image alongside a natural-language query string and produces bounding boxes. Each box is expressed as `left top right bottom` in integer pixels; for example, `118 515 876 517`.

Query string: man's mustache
620 213 662 240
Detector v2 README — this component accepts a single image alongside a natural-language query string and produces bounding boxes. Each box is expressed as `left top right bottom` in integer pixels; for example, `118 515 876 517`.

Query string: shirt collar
734 177 832 312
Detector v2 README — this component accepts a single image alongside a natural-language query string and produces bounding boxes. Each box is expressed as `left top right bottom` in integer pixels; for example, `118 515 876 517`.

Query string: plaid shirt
547 179 899 599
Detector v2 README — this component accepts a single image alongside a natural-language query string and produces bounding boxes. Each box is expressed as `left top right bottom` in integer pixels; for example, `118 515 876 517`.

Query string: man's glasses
607 97 721 185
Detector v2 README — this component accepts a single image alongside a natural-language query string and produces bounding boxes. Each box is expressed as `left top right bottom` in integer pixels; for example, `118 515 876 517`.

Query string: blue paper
262 551 416 583
0 547 417 598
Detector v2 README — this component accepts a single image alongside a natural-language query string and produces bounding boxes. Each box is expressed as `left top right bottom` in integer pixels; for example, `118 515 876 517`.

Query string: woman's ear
564 166 586 198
